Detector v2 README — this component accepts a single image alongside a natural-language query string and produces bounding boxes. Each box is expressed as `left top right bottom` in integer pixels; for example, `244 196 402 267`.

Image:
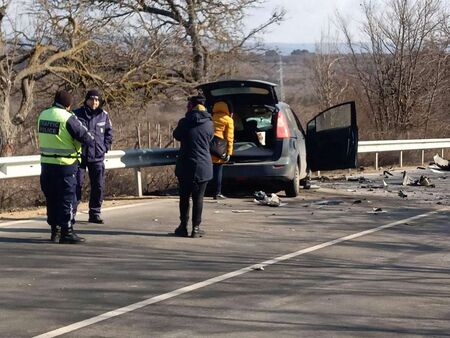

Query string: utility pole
278 55 285 101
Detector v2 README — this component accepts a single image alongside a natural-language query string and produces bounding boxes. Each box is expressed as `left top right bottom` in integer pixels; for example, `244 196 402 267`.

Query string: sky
246 0 367 43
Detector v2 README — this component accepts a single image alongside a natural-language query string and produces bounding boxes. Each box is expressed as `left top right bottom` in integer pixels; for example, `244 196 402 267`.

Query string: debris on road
252 266 265 271
433 154 450 170
231 209 255 213
346 176 369 183
398 190 408 198
402 172 436 188
368 207 387 214
402 171 414 186
313 200 344 206
383 170 394 177
353 200 362 204
253 191 283 207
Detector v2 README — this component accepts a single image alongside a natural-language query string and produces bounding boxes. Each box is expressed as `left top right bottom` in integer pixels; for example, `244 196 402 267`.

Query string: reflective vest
38 106 81 165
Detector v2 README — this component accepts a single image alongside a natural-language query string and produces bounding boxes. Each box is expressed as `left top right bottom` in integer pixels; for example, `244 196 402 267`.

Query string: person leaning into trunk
38 90 94 244
211 101 234 199
73 90 113 224
173 95 214 238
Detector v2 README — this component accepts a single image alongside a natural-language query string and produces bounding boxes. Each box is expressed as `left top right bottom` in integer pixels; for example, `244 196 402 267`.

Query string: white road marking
33 207 449 338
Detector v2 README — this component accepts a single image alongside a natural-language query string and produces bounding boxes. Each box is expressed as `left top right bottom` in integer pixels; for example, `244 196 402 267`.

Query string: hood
212 101 231 116
185 105 211 126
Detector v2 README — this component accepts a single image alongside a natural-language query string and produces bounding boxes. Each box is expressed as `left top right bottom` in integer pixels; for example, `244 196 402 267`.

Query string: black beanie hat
85 89 101 102
188 95 206 106
54 90 73 108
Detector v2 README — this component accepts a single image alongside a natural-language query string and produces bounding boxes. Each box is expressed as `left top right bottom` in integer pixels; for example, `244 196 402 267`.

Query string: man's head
85 89 101 110
187 95 206 111
54 90 73 110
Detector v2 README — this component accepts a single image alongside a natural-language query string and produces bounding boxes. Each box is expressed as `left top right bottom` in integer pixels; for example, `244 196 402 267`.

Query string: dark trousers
40 163 78 231
75 161 105 217
212 164 223 195
178 179 208 227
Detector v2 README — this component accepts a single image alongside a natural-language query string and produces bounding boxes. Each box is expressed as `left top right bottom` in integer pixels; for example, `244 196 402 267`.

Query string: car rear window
210 87 270 96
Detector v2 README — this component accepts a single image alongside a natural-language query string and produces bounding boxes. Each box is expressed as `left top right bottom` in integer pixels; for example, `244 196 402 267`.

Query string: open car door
306 101 358 171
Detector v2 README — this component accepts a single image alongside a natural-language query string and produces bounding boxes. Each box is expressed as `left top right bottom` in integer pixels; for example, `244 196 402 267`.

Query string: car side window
285 107 304 136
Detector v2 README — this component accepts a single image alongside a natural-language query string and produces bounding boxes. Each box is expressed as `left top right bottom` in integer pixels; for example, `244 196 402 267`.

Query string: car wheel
285 163 300 197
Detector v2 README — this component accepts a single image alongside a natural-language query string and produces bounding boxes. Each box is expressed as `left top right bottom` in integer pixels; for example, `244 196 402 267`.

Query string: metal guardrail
358 138 450 170
0 138 449 182
0 148 179 180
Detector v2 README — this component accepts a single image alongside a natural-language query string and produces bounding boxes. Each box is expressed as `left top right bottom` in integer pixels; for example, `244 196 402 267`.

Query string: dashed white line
32 207 449 338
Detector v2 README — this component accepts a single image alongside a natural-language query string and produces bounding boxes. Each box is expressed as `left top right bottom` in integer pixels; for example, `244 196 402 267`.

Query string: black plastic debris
398 190 408 198
383 170 394 177
314 200 344 206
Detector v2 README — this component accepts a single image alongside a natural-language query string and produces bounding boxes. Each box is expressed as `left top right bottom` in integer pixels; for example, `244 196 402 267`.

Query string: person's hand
223 154 230 162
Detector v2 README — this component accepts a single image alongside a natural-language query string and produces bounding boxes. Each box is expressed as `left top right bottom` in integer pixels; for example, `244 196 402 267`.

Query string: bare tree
91 0 285 82
0 1 101 155
338 0 449 137
310 32 348 109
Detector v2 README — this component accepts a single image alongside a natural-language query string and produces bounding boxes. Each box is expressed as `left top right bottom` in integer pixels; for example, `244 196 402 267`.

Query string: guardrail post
399 151 403 168
421 150 425 166
375 152 379 171
134 168 143 197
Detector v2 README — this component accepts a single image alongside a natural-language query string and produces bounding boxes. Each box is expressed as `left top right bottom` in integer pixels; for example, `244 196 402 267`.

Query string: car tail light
276 111 291 139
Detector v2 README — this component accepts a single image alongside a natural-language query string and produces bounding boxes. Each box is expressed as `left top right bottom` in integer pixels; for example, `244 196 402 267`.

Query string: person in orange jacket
211 101 234 199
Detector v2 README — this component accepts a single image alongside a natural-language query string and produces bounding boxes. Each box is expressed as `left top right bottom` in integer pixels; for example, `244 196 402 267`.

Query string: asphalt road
0 168 449 338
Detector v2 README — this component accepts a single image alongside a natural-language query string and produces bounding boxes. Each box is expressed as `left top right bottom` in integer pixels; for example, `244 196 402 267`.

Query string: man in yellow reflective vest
38 90 94 244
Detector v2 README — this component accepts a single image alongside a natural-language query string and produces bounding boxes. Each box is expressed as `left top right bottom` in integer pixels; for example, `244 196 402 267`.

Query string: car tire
285 163 300 197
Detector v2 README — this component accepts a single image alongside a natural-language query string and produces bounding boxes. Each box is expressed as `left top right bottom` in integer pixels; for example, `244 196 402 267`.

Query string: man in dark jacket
173 95 214 238
74 90 113 224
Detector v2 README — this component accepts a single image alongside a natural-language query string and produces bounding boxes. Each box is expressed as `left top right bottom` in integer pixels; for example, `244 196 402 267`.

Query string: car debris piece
398 190 408 198
252 266 265 271
353 200 362 204
368 207 387 214
231 209 255 213
433 154 450 170
402 171 414 186
383 179 388 187
253 191 282 207
313 200 344 205
383 170 394 177
418 175 435 187
346 176 368 182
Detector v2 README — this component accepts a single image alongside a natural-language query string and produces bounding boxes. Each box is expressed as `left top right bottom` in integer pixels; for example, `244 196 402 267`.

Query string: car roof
196 79 278 89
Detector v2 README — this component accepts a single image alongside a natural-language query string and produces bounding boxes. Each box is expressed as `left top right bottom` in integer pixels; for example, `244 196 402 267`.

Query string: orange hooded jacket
212 101 234 164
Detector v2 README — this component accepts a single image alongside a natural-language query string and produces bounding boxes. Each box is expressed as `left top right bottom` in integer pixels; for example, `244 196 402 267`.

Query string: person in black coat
73 90 113 224
173 95 214 238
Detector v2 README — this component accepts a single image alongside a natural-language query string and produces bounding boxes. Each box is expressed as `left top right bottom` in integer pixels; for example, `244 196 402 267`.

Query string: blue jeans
212 164 223 196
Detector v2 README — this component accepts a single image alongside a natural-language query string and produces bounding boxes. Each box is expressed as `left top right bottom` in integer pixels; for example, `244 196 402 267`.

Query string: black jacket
173 105 214 182
74 105 113 163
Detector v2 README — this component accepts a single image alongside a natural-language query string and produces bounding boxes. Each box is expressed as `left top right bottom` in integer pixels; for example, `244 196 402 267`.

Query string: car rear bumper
222 156 296 184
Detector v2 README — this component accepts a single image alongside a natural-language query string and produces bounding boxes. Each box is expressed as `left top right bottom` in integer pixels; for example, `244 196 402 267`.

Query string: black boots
59 228 86 244
174 225 189 237
191 226 205 238
89 215 104 224
174 224 204 238
50 226 61 243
